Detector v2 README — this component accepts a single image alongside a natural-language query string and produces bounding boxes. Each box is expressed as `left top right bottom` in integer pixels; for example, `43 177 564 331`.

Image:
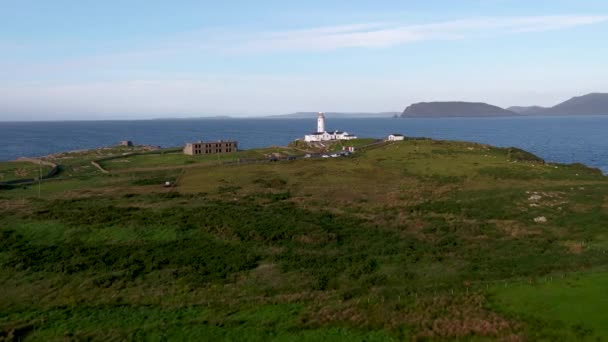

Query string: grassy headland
1 139 607 340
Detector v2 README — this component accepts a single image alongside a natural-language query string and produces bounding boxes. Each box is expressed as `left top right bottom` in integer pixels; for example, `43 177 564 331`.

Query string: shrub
253 178 287 189
0 228 260 283
217 185 241 194
507 147 544 163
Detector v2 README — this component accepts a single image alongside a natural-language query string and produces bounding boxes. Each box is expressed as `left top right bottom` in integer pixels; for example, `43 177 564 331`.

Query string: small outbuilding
387 134 405 141
120 140 134 147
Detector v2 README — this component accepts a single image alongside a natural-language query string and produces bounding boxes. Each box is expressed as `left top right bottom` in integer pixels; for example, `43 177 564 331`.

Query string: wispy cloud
231 15 608 52
2 14 606 74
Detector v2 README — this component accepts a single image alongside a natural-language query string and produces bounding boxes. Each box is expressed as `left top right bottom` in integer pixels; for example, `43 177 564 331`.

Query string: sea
0 115 607 173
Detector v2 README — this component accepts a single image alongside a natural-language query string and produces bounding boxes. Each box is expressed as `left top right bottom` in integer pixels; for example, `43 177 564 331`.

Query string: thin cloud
235 15 608 52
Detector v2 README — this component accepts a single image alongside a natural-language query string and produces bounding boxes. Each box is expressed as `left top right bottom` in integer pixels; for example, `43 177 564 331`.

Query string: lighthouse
304 112 357 142
317 112 326 133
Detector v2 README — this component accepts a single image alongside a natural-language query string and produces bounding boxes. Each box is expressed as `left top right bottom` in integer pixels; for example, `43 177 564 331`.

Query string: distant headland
400 93 608 118
506 93 608 116
401 102 514 118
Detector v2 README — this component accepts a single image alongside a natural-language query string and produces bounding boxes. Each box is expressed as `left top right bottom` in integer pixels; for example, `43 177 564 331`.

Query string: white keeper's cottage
387 134 405 141
304 112 358 142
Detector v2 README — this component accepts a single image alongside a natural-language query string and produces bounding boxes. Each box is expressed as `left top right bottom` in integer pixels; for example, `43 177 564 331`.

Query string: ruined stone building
183 140 238 156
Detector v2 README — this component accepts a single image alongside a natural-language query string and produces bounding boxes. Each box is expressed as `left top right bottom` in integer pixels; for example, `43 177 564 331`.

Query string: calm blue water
0 116 607 173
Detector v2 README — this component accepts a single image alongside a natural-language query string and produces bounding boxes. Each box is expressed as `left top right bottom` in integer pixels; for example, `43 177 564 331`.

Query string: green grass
0 174 127 199
99 152 234 170
0 304 397 341
1 139 608 340
0 162 52 182
98 147 304 172
490 271 608 340
39 146 181 178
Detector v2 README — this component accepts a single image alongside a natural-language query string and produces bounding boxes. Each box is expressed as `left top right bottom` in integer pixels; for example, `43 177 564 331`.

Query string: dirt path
91 161 110 174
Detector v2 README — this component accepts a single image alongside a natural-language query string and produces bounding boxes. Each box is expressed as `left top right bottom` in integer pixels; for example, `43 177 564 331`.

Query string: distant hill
507 106 548 115
152 116 233 120
547 93 608 115
401 102 516 118
269 112 399 119
399 93 608 118
508 93 608 116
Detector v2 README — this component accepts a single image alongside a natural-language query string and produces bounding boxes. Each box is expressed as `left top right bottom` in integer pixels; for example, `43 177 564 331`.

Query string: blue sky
1 0 608 120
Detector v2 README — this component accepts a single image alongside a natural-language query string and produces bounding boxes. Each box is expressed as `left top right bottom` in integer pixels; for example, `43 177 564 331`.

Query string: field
0 161 51 182
98 147 303 172
489 271 608 340
1 139 607 340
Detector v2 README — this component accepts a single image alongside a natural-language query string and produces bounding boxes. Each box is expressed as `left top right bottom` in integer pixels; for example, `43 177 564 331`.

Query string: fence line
0 158 60 186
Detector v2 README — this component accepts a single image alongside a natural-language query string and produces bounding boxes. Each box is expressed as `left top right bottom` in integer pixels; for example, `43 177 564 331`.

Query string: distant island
400 93 608 118
401 102 515 118
269 112 399 119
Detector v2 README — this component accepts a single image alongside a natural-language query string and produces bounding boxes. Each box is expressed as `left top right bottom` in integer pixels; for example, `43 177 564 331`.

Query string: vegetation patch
507 147 545 164
489 271 608 340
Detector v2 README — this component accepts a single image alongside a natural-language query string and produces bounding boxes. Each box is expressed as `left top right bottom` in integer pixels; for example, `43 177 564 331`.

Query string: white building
387 134 405 141
304 112 358 142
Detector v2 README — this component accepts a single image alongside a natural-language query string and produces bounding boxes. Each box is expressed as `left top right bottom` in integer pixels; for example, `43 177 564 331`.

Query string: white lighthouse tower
317 112 326 133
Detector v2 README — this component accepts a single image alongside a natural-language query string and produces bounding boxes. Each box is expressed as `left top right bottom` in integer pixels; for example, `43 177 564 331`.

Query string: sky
1 0 608 120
